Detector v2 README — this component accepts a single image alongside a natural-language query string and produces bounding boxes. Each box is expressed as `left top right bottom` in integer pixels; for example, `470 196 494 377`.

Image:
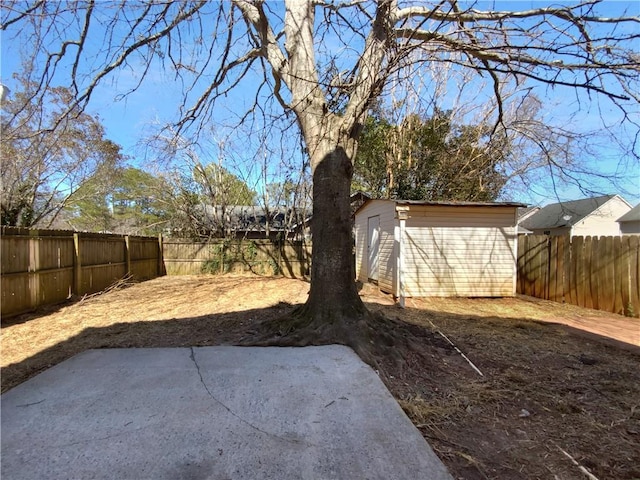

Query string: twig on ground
428 321 484 376
408 299 484 376
78 274 135 305
555 444 600 480
434 325 484 377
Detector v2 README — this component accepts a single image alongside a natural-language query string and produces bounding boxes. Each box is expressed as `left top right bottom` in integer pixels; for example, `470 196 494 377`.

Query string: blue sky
1 0 638 207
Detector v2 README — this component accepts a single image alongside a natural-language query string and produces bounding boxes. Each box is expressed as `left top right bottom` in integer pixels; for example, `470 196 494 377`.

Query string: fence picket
594 236 602 311
548 236 557 301
629 236 640 317
562 235 571 304
532 236 548 298
602 236 616 313
613 236 624 316
573 236 585 308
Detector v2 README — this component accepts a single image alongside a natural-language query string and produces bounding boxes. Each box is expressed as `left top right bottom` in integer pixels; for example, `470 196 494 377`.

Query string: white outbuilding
354 199 524 305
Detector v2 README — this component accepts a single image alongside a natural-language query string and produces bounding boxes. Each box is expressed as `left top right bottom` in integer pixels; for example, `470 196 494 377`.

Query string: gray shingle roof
517 206 539 221
201 205 309 232
617 203 640 223
520 195 616 230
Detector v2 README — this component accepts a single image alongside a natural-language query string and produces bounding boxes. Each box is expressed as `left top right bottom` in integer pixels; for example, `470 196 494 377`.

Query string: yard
2 275 639 479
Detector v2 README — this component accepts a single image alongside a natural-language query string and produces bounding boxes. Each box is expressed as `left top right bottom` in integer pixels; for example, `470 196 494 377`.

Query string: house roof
201 205 309 232
517 206 540 221
354 198 526 216
617 203 640 223
520 194 618 230
350 191 372 203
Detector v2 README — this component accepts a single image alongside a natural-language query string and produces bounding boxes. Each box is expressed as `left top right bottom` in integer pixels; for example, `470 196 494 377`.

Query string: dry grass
2 275 639 480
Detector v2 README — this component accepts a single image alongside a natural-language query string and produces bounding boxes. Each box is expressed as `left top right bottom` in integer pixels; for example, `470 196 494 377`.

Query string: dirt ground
2 275 639 480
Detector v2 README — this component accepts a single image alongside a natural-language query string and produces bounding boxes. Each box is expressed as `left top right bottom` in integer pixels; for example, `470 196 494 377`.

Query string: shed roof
617 203 640 223
354 198 526 216
520 194 619 230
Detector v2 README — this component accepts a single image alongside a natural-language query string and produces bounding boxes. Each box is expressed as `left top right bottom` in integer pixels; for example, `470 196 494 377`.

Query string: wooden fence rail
1 227 162 317
517 235 640 317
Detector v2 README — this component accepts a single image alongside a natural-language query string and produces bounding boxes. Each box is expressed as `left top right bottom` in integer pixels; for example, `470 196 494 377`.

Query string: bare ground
2 275 639 480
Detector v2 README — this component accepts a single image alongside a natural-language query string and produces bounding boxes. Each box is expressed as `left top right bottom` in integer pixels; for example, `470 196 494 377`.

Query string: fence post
158 233 164 276
220 241 225 274
28 229 40 310
73 233 82 295
125 235 131 277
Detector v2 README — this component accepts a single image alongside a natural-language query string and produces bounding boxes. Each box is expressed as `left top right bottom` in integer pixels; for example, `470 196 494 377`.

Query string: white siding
354 210 368 282
402 206 517 297
571 196 630 237
354 201 397 293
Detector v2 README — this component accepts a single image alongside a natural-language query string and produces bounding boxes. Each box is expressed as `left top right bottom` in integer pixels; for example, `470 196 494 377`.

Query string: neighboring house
350 191 371 215
519 194 632 237
186 194 370 240
516 206 539 235
354 199 524 303
197 205 309 240
617 203 640 235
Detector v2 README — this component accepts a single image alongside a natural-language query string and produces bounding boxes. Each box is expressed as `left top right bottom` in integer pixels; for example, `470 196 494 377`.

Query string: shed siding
403 206 516 297
354 201 396 292
354 211 368 282
404 205 515 227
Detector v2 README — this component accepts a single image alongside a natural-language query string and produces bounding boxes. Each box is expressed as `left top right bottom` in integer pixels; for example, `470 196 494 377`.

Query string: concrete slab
1 346 452 480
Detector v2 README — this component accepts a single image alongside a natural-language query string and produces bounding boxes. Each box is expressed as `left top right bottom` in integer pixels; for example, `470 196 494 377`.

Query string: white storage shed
354 200 524 303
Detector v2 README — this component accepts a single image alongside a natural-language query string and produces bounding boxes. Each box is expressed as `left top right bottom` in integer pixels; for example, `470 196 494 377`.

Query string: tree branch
395 4 640 25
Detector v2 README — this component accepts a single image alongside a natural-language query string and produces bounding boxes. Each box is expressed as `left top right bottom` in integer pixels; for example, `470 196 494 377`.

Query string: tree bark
303 146 366 323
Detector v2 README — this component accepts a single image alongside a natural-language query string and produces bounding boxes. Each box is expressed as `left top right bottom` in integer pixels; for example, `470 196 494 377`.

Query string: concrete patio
1 345 452 479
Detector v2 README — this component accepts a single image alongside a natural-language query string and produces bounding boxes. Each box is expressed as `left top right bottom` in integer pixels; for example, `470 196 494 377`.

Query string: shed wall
402 206 517 297
354 201 396 293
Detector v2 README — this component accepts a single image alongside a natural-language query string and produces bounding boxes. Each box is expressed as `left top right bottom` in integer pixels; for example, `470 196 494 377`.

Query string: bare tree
1 74 125 227
239 121 312 240
148 130 257 238
2 1 638 358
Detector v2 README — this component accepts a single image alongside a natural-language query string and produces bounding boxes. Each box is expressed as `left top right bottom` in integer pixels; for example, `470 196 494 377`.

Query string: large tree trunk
242 144 422 375
303 147 366 322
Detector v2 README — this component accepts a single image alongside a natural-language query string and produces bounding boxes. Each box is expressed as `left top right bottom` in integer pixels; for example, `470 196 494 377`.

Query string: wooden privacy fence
517 235 640 317
162 238 312 278
1 227 162 317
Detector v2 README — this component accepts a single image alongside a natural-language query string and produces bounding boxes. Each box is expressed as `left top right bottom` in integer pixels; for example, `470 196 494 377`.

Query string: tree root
239 305 453 381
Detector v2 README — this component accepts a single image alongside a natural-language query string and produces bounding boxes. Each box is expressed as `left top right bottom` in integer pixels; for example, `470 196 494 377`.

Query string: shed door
367 215 380 282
